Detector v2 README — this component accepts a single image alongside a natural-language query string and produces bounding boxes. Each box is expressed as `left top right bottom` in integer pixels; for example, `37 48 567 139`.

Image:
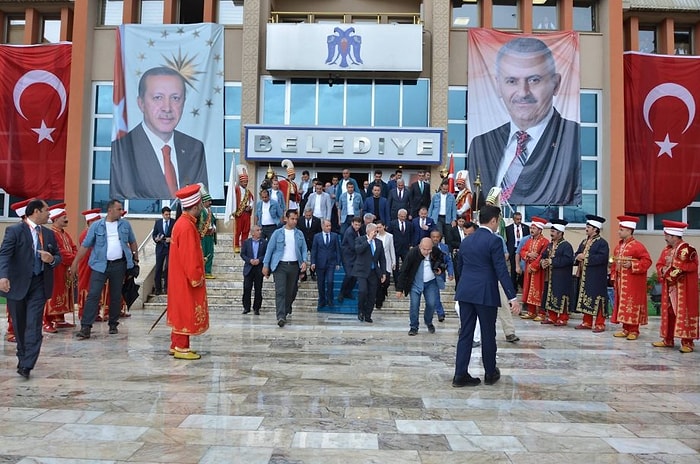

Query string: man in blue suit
151 206 172 295
362 185 390 224
453 204 521 387
352 223 387 323
241 225 267 315
263 210 307 327
0 199 61 379
310 219 342 309
411 206 436 246
256 189 283 241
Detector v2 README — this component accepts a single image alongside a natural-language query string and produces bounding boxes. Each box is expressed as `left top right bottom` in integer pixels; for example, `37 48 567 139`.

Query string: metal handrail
269 11 421 24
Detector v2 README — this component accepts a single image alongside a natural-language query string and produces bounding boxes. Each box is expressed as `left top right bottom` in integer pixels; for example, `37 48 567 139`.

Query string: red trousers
170 332 190 351
234 212 251 248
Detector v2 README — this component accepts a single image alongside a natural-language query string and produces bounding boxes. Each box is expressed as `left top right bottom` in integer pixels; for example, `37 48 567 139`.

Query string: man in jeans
396 237 444 336
70 199 138 339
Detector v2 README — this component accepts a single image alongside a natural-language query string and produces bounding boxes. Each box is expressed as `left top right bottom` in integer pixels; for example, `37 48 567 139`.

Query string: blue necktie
370 240 375 269
33 226 42 275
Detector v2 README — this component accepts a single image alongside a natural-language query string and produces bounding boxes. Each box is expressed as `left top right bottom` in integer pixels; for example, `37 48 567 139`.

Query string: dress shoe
452 374 481 387
277 319 286 327
205 274 216 279
613 331 629 338
75 327 91 340
43 323 57 334
438 316 445 322
533 316 544 322
358 314 365 322
652 340 674 348
428 324 436 334
592 326 606 333
109 326 119 335
574 323 592 330
365 317 373 323
520 313 534 319
505 334 520 343
155 289 162 295
679 346 694 353
173 350 201 360
553 320 568 327
375 305 382 310
408 328 418 336
16 367 30 379
540 319 554 325
169 348 197 356
242 309 251 314
234 247 241 253
626 333 638 340
484 367 501 385
473 341 481 348
54 321 75 329
311 275 317 281
254 310 260 315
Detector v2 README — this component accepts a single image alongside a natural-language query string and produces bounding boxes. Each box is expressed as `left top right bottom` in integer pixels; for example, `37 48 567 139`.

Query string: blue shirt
81 218 137 273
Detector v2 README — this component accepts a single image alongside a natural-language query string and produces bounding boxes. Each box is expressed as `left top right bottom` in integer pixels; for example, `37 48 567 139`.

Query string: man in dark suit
362 185 390 224
352 223 387 323
453 204 521 388
151 206 172 295
389 208 414 288
387 178 411 221
338 217 362 302
110 66 208 199
240 225 267 315
467 37 581 206
0 199 61 379
505 211 530 290
411 206 436 246
408 169 431 218
298 207 322 281
310 219 342 309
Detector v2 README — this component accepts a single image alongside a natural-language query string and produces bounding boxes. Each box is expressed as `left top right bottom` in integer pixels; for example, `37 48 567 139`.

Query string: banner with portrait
466 29 581 206
111 24 224 200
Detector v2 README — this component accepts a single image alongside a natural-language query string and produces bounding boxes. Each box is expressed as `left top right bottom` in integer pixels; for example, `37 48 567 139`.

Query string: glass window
562 194 596 222
141 0 164 25
224 119 241 149
93 151 110 180
96 85 114 114
262 79 286 125
128 199 163 214
580 93 597 123
639 27 656 54
581 160 596 190
674 28 691 55
402 80 429 127
533 0 557 31
580 127 597 156
453 2 480 28
94 119 113 147
653 210 682 230
218 0 244 25
448 88 467 121
448 123 467 154
318 83 344 126
374 80 401 126
688 206 700 229
224 85 241 116
290 79 317 125
92 184 110 209
493 0 518 29
573 0 596 32
180 0 204 24
42 18 61 43
346 80 372 126
101 0 123 26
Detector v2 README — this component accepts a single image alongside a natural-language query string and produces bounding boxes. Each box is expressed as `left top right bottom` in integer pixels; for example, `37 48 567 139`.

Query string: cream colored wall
92 29 116 80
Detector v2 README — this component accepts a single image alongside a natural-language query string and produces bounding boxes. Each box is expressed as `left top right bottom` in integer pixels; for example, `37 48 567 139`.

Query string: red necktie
162 145 178 197
501 131 530 201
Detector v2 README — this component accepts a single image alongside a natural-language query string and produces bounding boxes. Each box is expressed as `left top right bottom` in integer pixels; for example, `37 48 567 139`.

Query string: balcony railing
269 11 422 24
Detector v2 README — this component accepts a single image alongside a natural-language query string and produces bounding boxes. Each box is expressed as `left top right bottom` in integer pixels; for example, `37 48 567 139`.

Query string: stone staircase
141 233 456 316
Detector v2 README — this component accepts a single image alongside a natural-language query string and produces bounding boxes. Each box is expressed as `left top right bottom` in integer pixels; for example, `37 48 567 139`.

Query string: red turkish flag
447 153 455 194
624 52 700 214
0 44 71 199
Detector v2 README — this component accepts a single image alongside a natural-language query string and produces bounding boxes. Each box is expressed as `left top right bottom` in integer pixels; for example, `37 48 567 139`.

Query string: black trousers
242 265 263 312
82 259 127 328
7 274 47 370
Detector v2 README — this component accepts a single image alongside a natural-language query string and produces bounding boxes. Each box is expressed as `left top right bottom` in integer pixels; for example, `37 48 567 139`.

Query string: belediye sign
245 126 443 164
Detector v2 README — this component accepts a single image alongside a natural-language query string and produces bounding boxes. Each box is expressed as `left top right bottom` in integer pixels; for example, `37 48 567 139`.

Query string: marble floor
1 307 699 464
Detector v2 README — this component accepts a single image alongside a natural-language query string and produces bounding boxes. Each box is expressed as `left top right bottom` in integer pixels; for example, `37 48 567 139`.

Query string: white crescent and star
642 82 696 158
12 69 67 144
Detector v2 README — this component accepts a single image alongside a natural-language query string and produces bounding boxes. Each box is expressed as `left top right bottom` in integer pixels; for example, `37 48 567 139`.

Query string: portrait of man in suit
467 34 581 206
151 206 172 295
111 66 208 199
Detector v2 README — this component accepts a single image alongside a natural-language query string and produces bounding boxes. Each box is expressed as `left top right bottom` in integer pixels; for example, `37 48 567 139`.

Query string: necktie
421 218 425 228
399 189 403 200
325 233 329 245
163 220 169 235
370 240 376 269
307 219 311 229
33 225 42 275
501 131 530 201
419 181 423 193
162 145 178 197
400 221 404 233
349 194 352 203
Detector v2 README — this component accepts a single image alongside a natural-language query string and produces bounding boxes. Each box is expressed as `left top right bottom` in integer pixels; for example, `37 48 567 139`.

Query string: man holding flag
226 165 254 253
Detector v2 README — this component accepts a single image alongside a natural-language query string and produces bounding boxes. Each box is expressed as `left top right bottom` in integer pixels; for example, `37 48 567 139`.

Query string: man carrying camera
396 237 445 336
